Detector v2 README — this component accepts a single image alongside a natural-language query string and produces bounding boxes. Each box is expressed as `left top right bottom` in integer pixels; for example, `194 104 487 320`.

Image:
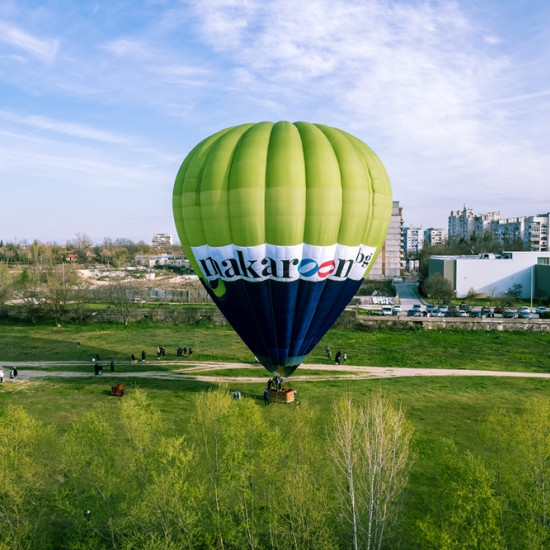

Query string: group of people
130 347 194 364
325 346 347 364
176 346 193 358
0 366 18 383
92 355 115 375
266 375 284 391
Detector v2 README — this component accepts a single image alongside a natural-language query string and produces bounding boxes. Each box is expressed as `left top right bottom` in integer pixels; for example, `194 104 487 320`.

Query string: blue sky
1 0 549 244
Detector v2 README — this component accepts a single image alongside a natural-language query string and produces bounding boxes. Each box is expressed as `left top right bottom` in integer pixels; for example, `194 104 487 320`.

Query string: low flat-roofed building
429 251 550 299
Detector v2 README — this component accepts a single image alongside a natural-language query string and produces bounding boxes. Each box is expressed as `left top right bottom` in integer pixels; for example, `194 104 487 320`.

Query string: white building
429 251 550 299
523 213 549 251
404 226 423 257
368 201 404 280
151 233 173 248
424 227 446 247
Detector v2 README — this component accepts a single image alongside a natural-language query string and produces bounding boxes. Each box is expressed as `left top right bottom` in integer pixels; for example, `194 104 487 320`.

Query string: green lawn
1 319 550 547
1 319 549 372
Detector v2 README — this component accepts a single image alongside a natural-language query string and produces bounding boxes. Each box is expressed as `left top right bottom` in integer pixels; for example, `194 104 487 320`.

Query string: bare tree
0 263 13 315
329 394 412 550
66 233 94 264
104 280 135 324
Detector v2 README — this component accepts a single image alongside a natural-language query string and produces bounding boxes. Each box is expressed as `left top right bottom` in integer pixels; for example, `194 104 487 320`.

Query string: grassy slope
1 320 549 372
1 319 550 543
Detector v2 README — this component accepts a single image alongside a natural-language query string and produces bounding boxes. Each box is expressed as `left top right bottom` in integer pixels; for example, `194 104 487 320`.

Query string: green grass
1 320 550 546
1 320 549 372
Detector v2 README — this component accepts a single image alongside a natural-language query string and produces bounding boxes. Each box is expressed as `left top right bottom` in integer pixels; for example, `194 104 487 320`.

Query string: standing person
131 353 136 364
141 350 146 362
326 346 332 361
335 351 341 365
343 352 347 363
183 346 187 357
12 366 18 377
263 389 270 405
110 360 115 373
188 348 193 359
0 367 3 383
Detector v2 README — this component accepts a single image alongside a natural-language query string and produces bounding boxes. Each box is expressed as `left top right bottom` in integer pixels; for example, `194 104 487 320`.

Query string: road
2 361 550 384
394 281 423 311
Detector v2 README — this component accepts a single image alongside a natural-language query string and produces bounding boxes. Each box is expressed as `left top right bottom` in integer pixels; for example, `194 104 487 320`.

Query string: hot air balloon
173 121 392 376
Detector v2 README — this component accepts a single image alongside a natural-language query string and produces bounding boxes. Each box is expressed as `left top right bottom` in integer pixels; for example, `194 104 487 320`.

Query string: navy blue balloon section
202 278 362 376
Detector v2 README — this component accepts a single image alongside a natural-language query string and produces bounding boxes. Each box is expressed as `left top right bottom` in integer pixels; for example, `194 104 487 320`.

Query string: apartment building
404 226 423 257
424 227 446 247
151 233 173 248
368 201 404 279
448 207 500 240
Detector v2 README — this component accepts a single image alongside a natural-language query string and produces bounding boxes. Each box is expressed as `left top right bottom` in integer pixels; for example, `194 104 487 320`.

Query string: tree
0 263 13 314
103 281 134 324
329 394 412 550
0 405 51 549
66 233 94 264
421 273 454 303
42 264 78 326
485 401 550 548
506 283 523 300
417 439 503 549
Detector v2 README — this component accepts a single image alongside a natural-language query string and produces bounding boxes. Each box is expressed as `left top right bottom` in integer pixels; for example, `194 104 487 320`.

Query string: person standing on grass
188 348 193 359
0 367 4 383
263 389 270 405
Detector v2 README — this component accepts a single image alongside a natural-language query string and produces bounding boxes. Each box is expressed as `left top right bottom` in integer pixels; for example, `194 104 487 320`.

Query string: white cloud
0 20 59 64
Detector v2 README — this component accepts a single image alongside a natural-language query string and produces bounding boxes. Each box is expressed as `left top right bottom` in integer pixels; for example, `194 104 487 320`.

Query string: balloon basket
269 388 297 404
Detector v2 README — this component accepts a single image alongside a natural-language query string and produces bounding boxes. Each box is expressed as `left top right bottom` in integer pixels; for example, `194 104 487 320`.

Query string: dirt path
2 361 550 384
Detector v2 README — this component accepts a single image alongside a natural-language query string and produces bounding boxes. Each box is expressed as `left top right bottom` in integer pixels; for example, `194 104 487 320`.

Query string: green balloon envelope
173 122 392 376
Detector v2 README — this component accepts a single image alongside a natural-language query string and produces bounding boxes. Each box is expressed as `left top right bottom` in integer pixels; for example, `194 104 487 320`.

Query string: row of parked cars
401 304 549 319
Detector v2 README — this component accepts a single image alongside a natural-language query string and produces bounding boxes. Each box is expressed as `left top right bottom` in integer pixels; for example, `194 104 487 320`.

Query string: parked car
519 311 532 319
535 306 548 315
494 307 506 315
392 304 402 314
518 306 530 313
456 309 469 317
503 309 517 318
412 303 422 312
469 309 482 318
380 305 393 316
437 305 449 317
481 307 492 317
425 304 437 315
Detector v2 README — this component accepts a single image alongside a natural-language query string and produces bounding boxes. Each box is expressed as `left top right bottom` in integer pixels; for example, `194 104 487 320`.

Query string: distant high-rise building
523 213 549 252
448 207 500 240
448 207 549 252
368 201 403 279
151 233 173 248
424 227 446 247
404 226 423 257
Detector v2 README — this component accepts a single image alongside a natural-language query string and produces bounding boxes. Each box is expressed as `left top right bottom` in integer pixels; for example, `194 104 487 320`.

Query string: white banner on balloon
191 243 377 283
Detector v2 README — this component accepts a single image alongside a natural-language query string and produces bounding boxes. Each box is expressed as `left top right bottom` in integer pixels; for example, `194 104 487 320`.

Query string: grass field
1 319 550 546
1 319 549 371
